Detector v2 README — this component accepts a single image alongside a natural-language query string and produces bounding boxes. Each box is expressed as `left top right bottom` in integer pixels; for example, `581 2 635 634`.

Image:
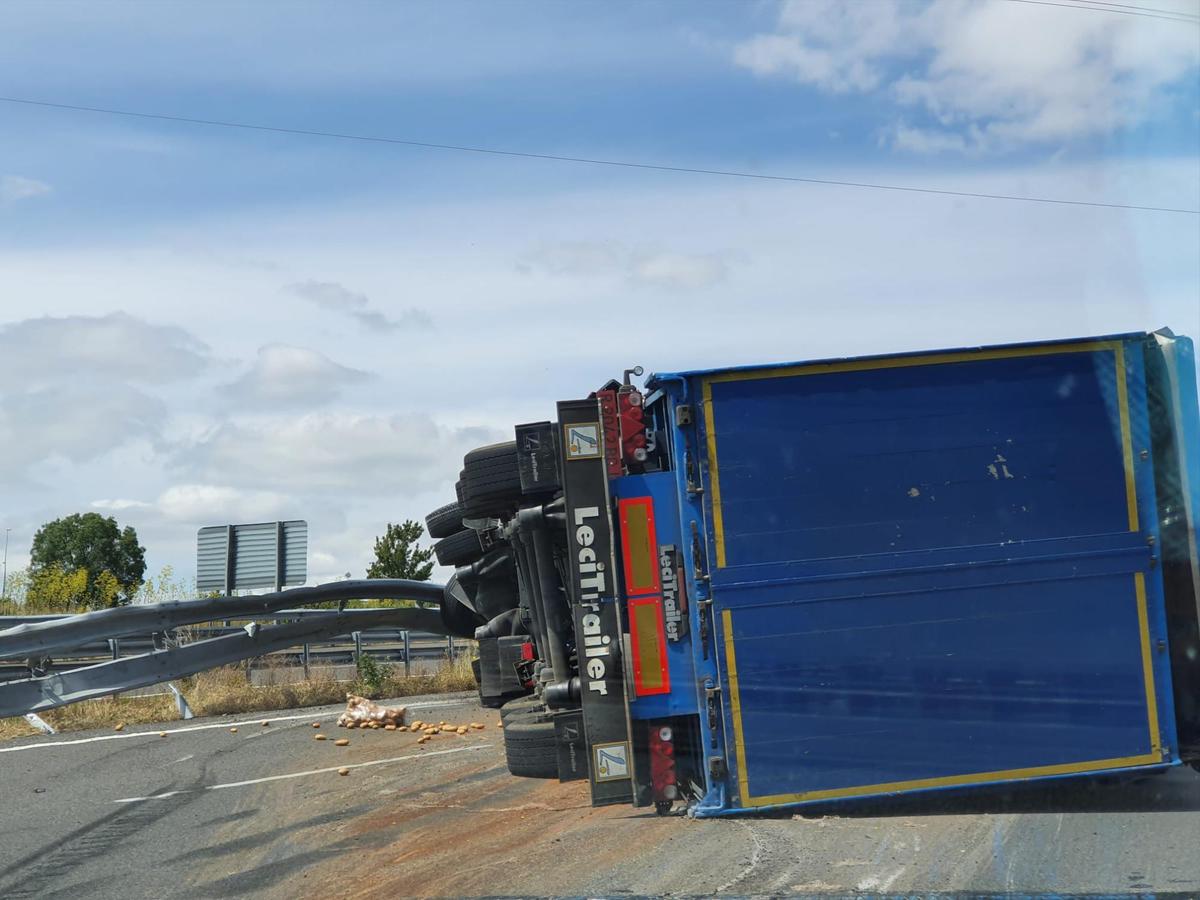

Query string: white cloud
94 484 294 523
734 1 914 92
0 382 166 476
734 0 1200 152
90 497 152 512
285 280 432 331
222 344 370 408
1 174 51 202
0 312 210 386
176 412 500 494
521 241 626 276
630 252 729 290
890 122 970 154
154 483 295 523
521 241 729 290
0 313 210 479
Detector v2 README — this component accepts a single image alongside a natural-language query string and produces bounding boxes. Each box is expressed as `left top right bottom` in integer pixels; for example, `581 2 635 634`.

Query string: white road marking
113 743 492 802
715 820 766 894
881 867 906 892
0 697 474 754
857 869 905 892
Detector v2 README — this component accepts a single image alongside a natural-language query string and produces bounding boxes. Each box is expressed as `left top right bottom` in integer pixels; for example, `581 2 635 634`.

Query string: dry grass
394 652 477 696
2 693 182 740
0 653 478 741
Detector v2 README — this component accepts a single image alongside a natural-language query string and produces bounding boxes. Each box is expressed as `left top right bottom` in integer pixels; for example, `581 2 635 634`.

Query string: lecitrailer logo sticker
564 422 602 460
593 741 631 781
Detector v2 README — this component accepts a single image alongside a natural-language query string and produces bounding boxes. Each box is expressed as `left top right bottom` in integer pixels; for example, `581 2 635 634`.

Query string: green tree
29 513 146 609
25 566 116 613
366 520 434 581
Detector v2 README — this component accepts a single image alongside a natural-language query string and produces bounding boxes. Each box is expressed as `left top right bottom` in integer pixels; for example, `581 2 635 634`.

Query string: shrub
354 653 393 698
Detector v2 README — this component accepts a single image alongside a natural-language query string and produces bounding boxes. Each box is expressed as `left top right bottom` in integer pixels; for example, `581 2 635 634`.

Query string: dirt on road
282 718 1200 898
4 692 1198 898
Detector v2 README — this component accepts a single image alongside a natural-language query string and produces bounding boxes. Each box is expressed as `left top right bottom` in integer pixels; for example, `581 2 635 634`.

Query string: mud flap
554 709 587 781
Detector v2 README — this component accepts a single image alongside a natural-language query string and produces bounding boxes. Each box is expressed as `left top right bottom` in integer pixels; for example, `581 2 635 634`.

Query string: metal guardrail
0 580 465 717
0 578 447 660
0 609 462 684
0 608 450 715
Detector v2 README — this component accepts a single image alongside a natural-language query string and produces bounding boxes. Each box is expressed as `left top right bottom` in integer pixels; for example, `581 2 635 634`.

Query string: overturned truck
4 328 1200 817
433 328 1200 815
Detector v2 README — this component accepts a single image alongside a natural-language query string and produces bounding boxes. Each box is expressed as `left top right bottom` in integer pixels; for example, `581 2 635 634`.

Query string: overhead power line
1078 0 1200 18
999 0 1200 22
2 95 1197 216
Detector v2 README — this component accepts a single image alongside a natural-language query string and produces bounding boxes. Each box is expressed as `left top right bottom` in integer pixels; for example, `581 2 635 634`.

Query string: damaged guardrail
0 578 445 660
0 612 461 682
0 579 449 717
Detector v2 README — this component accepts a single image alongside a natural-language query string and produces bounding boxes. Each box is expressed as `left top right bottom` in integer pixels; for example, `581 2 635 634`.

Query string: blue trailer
478 327 1200 816
615 329 1200 815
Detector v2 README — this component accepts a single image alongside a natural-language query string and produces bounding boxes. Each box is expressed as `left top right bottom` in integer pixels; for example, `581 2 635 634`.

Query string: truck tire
434 529 484 567
473 657 508 707
504 717 558 779
426 502 465 539
500 695 543 723
460 442 522 517
440 594 484 638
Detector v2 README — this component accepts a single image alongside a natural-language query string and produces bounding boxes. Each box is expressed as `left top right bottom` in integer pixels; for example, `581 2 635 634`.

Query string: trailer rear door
699 339 1175 809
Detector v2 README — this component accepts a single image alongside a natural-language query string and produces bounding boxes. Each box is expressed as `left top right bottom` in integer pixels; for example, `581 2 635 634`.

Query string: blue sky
1 0 1197 587
4 0 1197 241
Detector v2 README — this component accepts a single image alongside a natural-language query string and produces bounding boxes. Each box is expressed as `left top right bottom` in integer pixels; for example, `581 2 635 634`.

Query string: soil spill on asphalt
299 759 681 897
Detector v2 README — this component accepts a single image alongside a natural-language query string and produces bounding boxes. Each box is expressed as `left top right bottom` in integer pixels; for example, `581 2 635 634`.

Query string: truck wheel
473 658 502 708
460 442 523 517
500 695 542 723
434 529 484 567
440 594 484 638
426 501 465 539
503 717 558 779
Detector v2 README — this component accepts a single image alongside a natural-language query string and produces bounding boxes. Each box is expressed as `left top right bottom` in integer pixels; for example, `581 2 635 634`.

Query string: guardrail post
403 631 410 678
24 712 56 735
302 642 310 680
105 638 123 701
352 631 362 666
447 635 455 659
167 682 194 720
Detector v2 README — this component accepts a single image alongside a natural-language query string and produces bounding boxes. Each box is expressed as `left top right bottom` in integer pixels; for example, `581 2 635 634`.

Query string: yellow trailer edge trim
1135 572 1162 753
743 751 1164 808
701 379 725 568
1113 344 1139 531
721 609 749 804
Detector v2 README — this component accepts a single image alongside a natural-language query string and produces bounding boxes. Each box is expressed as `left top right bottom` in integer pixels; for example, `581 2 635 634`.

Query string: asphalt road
2 693 1198 898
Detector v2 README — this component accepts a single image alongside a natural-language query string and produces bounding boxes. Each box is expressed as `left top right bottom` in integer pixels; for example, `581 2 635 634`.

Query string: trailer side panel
697 338 1177 809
